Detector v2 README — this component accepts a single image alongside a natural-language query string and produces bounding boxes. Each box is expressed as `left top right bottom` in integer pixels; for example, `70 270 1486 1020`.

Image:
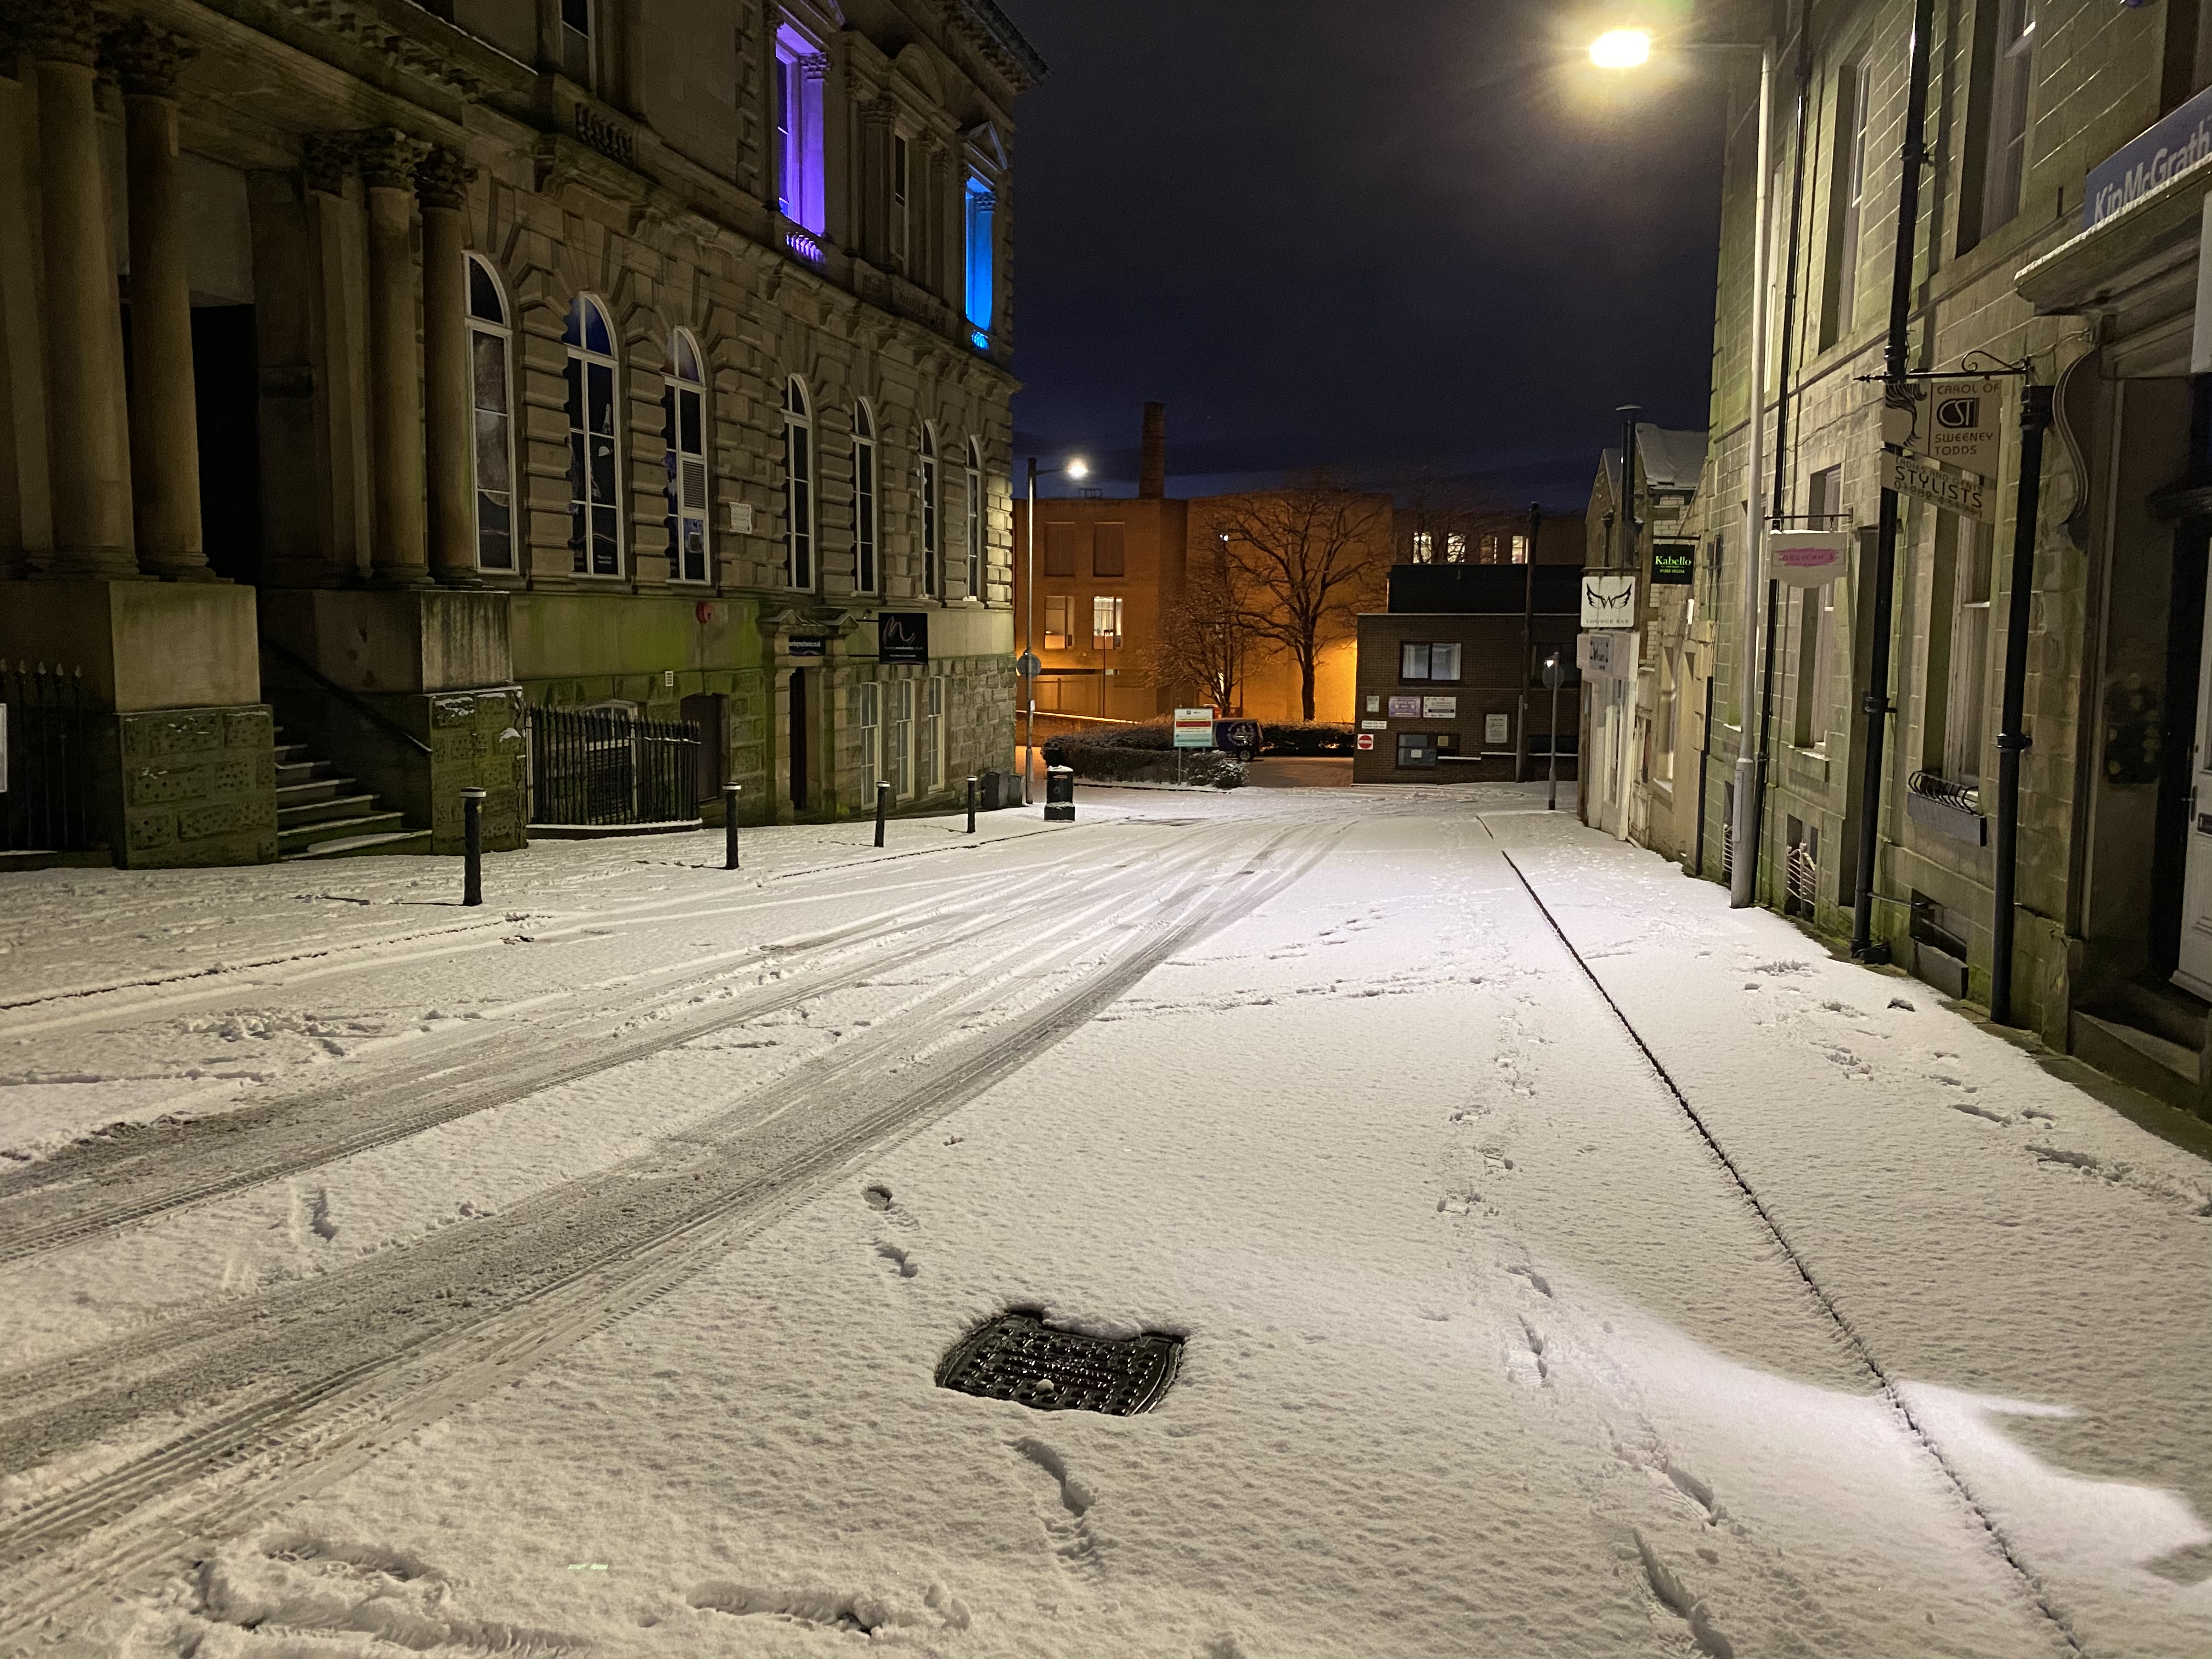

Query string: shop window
964 438 984 597
853 400 878 593
465 255 514 573
1093 521 1125 577
563 294 621 577
662 329 709 584
774 22 827 235
783 376 814 590
1093 595 1123 650
1045 595 1071 650
1401 642 1462 682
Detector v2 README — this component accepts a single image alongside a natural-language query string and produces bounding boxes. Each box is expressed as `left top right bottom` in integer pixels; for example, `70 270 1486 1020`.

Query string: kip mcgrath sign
2086 82 2212 229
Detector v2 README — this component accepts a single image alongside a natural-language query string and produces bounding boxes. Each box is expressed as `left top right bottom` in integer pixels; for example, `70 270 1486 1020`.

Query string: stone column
111 20 212 580
359 127 431 588
417 145 478 587
28 2 135 577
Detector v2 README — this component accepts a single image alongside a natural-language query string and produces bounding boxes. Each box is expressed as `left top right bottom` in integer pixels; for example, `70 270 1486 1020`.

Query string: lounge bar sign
1581 573 1637 629
2085 81 2212 229
1767 531 1848 589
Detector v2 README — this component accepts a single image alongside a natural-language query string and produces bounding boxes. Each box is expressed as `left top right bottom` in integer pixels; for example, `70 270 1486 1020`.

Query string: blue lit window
964 174 996 341
774 24 826 236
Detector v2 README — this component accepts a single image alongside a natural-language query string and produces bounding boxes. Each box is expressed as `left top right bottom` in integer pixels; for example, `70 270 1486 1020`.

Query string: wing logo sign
1580 574 1637 629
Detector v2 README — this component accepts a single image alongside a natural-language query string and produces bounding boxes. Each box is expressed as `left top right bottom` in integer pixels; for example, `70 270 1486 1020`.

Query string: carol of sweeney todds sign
2086 82 2212 229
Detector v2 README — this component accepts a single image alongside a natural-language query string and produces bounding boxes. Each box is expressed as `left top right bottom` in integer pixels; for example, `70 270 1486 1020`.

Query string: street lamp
1592 23 1776 907
1023 454 1088 806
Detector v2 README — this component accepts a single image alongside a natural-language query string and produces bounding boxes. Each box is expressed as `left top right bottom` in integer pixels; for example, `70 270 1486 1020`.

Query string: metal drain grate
936 1312 1182 1415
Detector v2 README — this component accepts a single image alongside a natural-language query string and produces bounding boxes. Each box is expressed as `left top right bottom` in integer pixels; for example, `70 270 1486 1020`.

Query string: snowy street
2 785 2209 1659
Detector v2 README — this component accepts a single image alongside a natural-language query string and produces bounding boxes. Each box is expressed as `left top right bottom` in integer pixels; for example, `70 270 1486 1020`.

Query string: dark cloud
1004 1 1726 507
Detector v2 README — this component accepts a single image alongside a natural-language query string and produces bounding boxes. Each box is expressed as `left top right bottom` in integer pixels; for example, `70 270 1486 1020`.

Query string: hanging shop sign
1881 378 2004 479
1650 542 1696 585
879 612 929 664
1581 573 1637 629
1172 708 1218 749
1881 451 1994 523
1767 531 1849 589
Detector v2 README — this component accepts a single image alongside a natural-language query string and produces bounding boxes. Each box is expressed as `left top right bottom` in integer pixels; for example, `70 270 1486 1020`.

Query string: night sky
1003 2 1728 510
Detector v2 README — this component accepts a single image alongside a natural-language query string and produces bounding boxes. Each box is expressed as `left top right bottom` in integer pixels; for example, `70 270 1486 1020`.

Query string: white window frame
784 376 815 590
889 676 915 798
857 680 881 783
1092 594 1123 650
663 328 710 585
774 21 828 236
964 438 984 599
465 253 516 575
1044 594 1071 651
565 293 623 579
854 399 878 594
922 675 945 791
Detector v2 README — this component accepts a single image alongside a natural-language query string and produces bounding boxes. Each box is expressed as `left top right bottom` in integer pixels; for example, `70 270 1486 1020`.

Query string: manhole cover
936 1312 1182 1415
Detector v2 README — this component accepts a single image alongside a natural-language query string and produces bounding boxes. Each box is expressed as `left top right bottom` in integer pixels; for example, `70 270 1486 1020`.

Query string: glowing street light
1589 29 1650 69
1023 454 1091 806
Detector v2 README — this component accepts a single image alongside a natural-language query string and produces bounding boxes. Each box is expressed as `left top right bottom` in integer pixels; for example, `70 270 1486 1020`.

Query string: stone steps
272 728 428 861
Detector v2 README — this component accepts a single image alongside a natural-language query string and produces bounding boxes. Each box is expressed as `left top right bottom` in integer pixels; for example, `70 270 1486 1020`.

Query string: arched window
663 329 708 584
919 424 939 597
466 255 515 573
783 377 814 590
563 295 622 577
853 400 878 594
963 438 984 599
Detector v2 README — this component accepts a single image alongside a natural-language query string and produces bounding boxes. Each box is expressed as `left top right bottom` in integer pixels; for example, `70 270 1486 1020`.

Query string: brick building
0 0 1039 866
1351 563 1584 785
1658 0 2212 1117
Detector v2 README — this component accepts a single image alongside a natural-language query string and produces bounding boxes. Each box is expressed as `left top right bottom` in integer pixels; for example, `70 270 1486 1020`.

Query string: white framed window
1092 595 1123 650
857 680 881 783
919 423 940 597
1980 0 2035 239
783 376 814 590
662 329 709 584
560 0 593 84
964 438 984 599
1401 642 1462 682
774 21 827 236
1945 521 1995 786
1044 595 1071 651
889 678 915 798
465 254 515 573
922 675 945 791
853 400 879 593
564 294 622 578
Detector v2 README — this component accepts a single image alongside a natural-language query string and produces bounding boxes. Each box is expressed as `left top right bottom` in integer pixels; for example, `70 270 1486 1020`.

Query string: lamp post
1023 453 1088 806
1592 25 1778 904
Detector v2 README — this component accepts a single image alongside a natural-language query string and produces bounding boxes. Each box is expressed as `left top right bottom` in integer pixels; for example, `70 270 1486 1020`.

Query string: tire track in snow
0 825 1342 1641
1494 846 2087 1659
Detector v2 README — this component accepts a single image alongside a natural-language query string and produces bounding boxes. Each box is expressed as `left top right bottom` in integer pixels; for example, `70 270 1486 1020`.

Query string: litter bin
1045 765 1075 822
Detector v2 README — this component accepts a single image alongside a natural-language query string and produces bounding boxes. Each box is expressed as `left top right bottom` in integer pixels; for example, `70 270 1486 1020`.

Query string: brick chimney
1139 401 1166 499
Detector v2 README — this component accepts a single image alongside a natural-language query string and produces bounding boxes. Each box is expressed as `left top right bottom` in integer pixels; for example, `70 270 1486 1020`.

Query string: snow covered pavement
0 785 2207 1657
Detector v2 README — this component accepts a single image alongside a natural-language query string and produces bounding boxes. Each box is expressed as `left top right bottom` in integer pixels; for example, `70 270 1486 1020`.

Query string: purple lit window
774 25 826 236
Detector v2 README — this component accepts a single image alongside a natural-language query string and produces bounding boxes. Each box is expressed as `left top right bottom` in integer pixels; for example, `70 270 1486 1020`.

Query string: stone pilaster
359 127 433 588
417 145 479 588
297 133 373 587
27 0 136 578
111 20 213 581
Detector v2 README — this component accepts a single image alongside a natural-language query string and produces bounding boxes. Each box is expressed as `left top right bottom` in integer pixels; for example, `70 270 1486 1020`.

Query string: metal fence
2 662 98 853
527 704 699 827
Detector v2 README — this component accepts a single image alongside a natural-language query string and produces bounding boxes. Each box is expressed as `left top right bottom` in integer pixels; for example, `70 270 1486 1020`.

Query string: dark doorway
681 692 726 806
788 670 809 813
2152 521 2209 975
191 305 263 584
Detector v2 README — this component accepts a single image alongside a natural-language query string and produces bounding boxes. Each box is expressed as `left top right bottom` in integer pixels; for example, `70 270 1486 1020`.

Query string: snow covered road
0 785 2207 1657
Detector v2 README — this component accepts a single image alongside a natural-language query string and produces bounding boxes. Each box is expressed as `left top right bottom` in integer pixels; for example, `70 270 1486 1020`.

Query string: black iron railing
1909 770 1981 815
528 705 699 826
2 662 98 853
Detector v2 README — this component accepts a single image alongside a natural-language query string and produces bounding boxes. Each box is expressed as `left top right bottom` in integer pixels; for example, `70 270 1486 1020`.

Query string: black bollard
966 774 978 834
874 780 889 848
461 787 486 906
724 781 741 870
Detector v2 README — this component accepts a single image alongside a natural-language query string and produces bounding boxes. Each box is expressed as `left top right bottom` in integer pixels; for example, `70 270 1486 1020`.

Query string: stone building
1671 0 2212 1119
0 0 1039 867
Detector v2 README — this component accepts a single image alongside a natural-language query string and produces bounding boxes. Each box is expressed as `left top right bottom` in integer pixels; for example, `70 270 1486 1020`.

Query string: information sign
1485 713 1511 746
1881 451 1994 523
1422 695 1458 718
1387 695 1422 719
1172 707 1217 749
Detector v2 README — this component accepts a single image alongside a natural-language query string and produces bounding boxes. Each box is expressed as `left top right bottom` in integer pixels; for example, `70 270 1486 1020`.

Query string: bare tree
1205 478 1393 720
1148 539 1265 713
1393 469 1524 565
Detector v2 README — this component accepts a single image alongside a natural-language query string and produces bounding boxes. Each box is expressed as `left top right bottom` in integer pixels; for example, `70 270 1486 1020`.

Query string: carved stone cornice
106 19 196 98
414 144 475 211
301 132 358 196
356 126 433 191
19 0 107 67
859 94 895 129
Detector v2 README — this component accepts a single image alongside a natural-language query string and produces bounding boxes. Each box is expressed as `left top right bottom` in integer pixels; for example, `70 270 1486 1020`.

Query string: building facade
1659 0 2212 1120
1351 563 1584 785
0 0 1038 866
